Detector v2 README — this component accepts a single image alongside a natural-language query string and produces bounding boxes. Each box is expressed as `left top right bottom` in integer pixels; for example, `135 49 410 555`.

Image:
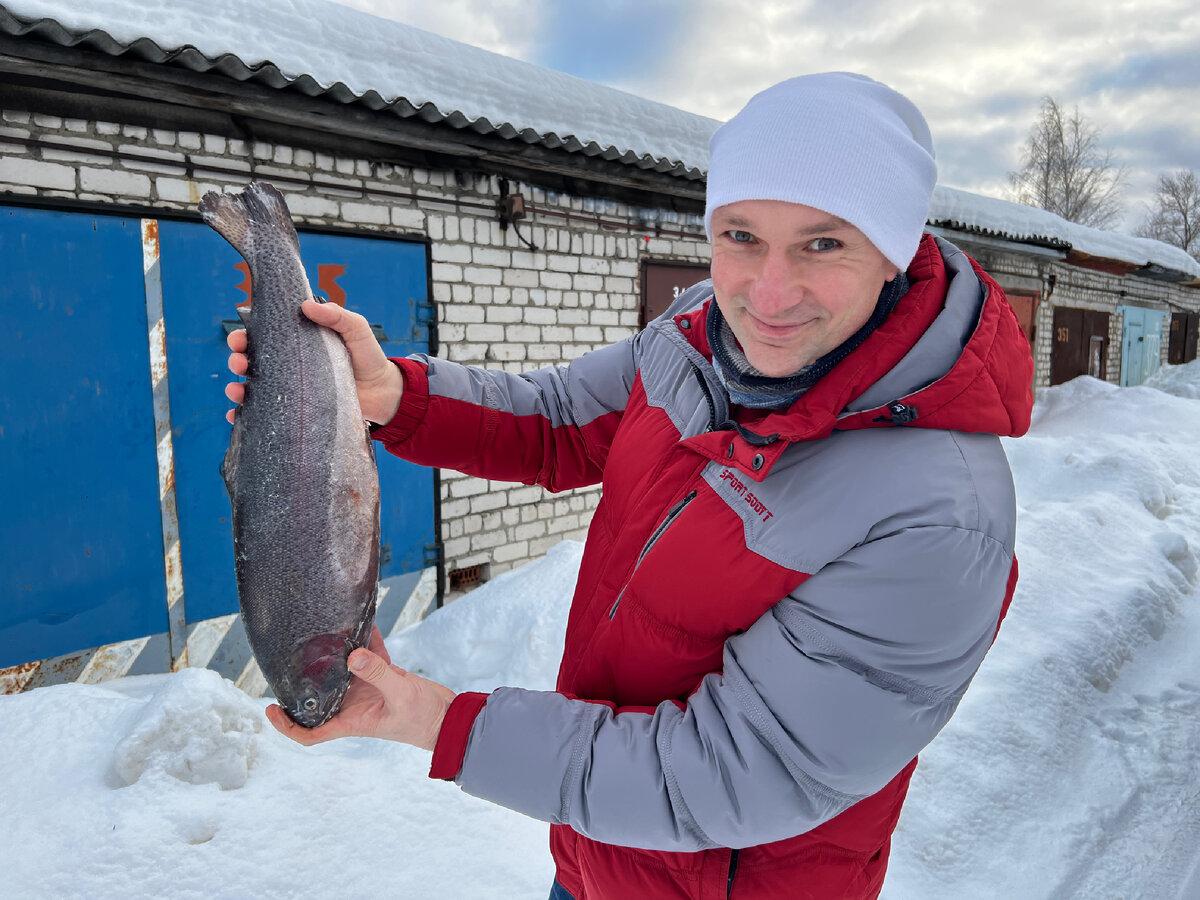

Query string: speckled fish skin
200 181 380 728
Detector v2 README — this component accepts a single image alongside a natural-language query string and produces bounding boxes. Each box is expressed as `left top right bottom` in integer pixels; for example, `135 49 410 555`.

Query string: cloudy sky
341 0 1198 235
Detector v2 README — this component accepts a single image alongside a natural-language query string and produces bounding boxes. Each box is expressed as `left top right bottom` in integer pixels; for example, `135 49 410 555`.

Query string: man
227 72 1033 898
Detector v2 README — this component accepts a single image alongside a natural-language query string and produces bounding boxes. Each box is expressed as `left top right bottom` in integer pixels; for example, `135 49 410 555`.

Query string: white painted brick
523 307 557 325
3 110 31 125
547 255 580 273
502 508 520 526
610 260 639 278
427 216 444 240
591 310 619 326
465 266 502 285
460 218 476 242
547 515 580 534
449 477 489 499
442 537 470 559
558 309 588 325
528 343 560 360
605 276 636 293
540 271 572 289
442 499 470 518
80 166 151 196
283 193 339 217
529 536 559 557
493 541 529 563
563 345 590 360
506 324 539 342
432 263 463 282
341 201 389 225
121 124 147 139
580 257 610 275
515 522 547 540
508 486 543 505
471 530 507 550
0 184 36 195
574 326 603 342
473 285 493 303
503 269 539 288
0 157 74 190
541 326 572 342
32 113 62 129
466 323 504 342
487 343 526 361
486 306 524 323
574 274 604 291
474 247 510 266
445 304 485 324
151 128 175 145
449 343 486 361
440 323 465 343
433 243 472 263
155 177 198 203
606 327 636 342
511 250 545 270
392 206 425 229
470 492 507 514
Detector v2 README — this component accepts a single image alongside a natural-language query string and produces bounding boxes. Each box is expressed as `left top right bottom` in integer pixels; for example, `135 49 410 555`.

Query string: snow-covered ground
4 361 1200 899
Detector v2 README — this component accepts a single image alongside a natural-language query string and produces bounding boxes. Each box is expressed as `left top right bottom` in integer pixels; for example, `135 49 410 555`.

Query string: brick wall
0 109 711 592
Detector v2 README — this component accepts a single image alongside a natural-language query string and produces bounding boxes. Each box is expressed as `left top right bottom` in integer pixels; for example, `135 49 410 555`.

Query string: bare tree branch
1136 169 1200 261
1008 96 1127 230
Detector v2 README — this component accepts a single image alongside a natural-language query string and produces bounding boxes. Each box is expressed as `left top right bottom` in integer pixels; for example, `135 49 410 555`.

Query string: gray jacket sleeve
453 524 1014 850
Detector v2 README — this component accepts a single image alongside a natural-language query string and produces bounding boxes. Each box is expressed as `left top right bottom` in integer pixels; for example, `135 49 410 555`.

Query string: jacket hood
672 233 1034 479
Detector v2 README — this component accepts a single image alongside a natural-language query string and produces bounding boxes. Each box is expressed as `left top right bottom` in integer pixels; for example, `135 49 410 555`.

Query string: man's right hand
225 299 404 426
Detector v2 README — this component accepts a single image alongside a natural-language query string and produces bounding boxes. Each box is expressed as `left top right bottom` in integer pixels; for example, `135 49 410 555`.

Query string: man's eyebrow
717 214 852 235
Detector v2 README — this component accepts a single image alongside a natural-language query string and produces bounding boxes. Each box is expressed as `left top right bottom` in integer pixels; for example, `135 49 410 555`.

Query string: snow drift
2 365 1199 897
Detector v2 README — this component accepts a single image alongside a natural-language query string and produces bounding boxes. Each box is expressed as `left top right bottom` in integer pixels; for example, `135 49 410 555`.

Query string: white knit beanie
704 72 937 271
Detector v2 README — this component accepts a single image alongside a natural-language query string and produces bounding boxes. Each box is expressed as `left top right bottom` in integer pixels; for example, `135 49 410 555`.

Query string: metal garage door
1119 306 1169 387
0 205 167 668
0 203 434 679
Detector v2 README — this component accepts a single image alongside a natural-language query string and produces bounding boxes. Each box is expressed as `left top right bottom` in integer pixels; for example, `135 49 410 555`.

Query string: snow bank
884 370 1200 898
112 667 262 790
3 369 1200 897
1144 358 1200 400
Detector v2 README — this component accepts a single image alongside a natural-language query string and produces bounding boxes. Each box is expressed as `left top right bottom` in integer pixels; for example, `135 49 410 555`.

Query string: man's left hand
265 625 456 751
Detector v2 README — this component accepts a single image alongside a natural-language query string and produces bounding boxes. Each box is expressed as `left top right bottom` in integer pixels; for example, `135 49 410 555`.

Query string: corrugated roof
0 0 716 181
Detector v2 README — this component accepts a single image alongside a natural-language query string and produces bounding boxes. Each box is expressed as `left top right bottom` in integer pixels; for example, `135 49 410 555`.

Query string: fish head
278 632 355 728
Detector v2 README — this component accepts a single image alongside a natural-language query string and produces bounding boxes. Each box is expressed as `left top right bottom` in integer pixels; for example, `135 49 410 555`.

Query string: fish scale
200 181 380 728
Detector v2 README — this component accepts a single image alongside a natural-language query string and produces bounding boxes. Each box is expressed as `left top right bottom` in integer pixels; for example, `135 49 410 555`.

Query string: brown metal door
1169 312 1200 364
1007 293 1038 346
641 261 710 326
1051 307 1109 384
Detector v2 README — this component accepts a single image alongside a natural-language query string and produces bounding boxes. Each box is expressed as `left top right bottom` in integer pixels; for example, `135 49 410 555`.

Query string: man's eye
808 237 842 252
727 230 755 244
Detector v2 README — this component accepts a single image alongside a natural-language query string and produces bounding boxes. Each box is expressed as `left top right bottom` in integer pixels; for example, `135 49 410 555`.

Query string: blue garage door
158 220 434 624
1119 306 1169 387
0 206 167 668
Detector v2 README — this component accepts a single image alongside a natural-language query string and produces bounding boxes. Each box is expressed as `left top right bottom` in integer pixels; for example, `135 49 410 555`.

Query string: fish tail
199 180 300 260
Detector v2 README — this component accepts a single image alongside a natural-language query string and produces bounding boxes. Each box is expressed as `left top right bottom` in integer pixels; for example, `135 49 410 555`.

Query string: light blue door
1119 306 1169 386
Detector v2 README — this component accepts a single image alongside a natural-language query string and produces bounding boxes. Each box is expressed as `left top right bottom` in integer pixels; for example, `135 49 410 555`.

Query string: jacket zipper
608 489 697 619
727 848 740 898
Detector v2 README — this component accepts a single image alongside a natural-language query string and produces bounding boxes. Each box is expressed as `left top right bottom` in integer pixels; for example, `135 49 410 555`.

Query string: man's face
709 200 900 377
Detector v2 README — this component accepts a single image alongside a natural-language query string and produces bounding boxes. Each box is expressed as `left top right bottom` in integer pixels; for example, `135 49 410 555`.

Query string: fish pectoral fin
221 425 241 498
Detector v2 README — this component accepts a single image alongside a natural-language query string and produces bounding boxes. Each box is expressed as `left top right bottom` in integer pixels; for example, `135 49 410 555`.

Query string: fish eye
303 697 319 712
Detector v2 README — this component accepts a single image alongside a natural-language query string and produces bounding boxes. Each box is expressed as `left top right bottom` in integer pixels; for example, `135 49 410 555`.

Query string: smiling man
229 72 1035 898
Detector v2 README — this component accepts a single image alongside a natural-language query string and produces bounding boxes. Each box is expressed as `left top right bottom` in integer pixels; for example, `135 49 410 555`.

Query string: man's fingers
226 328 247 352
228 352 248 376
226 409 236 424
225 382 245 404
265 703 346 746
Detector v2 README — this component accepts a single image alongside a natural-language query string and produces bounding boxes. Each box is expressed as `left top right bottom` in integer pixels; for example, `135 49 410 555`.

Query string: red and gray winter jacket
373 233 1034 899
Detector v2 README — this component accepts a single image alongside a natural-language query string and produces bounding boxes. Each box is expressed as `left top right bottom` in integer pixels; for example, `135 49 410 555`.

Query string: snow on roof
931 185 1200 278
1 0 1197 280
0 0 718 179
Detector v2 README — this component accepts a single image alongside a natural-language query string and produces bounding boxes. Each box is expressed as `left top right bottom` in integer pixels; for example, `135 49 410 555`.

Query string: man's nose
748 251 800 317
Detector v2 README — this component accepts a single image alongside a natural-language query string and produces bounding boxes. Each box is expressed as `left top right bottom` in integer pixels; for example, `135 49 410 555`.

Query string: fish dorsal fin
199 180 300 260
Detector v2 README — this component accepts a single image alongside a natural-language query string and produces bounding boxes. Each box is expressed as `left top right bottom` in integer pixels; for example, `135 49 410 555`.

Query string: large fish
200 181 380 728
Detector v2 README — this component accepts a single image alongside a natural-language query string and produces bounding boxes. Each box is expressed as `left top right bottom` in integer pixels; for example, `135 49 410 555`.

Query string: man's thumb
348 648 394 684
301 297 344 328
